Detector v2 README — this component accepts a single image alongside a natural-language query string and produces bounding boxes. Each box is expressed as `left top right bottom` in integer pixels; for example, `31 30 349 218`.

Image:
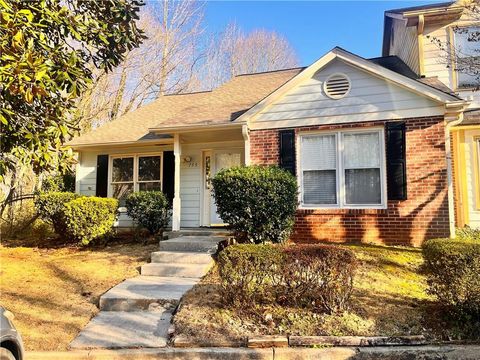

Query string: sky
204 1 441 66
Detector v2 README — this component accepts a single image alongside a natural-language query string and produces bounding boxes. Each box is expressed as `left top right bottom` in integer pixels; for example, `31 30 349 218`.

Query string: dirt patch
0 237 157 351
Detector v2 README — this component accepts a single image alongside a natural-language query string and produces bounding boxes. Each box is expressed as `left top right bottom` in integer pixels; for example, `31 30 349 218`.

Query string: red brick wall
249 116 449 246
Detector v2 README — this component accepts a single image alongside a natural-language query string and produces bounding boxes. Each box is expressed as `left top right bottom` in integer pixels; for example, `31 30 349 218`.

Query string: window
110 154 162 206
454 26 480 89
299 129 385 208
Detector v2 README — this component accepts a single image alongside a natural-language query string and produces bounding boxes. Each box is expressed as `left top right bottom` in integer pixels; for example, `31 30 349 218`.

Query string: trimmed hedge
35 192 118 245
218 244 285 305
35 191 79 236
218 243 357 313
211 165 298 244
423 238 480 315
125 191 171 237
63 197 118 245
282 245 357 313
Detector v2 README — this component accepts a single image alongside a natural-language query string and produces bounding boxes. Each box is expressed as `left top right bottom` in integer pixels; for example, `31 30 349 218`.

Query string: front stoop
70 235 224 350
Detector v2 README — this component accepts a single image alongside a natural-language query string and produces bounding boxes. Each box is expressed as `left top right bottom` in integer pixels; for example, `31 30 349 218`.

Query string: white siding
422 14 480 108
389 18 420 74
75 141 244 229
253 59 443 129
76 151 98 196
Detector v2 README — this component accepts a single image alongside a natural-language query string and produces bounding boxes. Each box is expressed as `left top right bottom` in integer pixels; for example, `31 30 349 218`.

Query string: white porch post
172 133 182 231
242 124 251 165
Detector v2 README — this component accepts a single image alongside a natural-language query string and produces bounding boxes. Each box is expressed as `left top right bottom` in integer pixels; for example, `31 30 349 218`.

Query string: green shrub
212 165 298 244
217 243 357 313
423 238 480 315
282 245 357 313
125 191 171 237
218 244 285 305
35 192 79 236
456 226 480 242
63 197 118 245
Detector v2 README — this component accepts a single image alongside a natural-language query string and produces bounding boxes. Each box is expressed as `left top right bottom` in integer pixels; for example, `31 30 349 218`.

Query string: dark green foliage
218 243 357 313
41 171 76 193
35 191 79 235
63 197 118 245
125 191 171 236
218 244 285 306
423 238 480 315
0 0 145 180
282 245 357 313
211 166 298 244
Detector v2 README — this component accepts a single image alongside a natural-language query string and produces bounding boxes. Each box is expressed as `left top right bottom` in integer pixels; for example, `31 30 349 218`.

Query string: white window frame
108 152 164 210
297 128 387 210
452 25 480 90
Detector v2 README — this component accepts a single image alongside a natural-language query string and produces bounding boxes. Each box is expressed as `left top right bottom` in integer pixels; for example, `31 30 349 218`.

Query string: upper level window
454 26 480 89
299 129 386 209
110 154 162 206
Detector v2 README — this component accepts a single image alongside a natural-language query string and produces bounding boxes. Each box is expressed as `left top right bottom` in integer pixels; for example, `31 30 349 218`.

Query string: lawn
0 238 157 351
174 243 436 345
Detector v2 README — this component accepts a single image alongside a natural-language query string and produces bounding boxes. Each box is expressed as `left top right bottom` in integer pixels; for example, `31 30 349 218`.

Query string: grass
0 236 157 351
174 243 435 344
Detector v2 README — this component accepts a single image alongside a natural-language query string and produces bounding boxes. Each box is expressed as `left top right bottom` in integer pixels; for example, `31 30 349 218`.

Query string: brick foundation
249 116 450 246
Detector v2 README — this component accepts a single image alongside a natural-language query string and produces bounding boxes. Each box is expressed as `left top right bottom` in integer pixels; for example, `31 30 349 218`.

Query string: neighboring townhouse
68 0 479 246
384 0 480 229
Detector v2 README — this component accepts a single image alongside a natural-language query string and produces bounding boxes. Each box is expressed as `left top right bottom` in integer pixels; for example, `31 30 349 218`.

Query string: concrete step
165 229 231 239
151 251 213 264
99 276 197 311
158 236 223 252
69 310 171 349
141 262 212 277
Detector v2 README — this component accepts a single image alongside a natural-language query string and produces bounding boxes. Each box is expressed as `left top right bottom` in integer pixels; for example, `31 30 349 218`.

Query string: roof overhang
235 47 468 124
149 121 244 134
382 3 464 55
69 138 174 151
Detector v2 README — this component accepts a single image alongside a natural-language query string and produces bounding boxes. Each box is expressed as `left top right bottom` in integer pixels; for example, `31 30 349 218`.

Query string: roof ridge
235 67 306 77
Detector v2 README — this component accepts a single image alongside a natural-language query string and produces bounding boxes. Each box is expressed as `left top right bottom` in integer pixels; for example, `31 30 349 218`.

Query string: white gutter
444 101 470 238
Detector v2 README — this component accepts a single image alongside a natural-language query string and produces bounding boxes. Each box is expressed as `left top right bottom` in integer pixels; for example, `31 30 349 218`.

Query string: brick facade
249 116 450 246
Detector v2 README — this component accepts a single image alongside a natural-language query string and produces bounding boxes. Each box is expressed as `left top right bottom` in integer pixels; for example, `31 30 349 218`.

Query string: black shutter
95 155 109 197
386 122 407 200
279 129 296 175
162 151 175 203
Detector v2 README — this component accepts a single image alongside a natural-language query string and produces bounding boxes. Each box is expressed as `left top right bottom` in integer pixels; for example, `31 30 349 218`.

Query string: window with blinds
301 135 337 205
299 129 385 208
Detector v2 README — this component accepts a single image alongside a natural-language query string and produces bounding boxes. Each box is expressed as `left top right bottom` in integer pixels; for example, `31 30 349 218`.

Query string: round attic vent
324 73 351 99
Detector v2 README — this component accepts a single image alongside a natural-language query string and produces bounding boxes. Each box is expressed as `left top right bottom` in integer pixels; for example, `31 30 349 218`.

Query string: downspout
417 14 425 76
444 103 466 238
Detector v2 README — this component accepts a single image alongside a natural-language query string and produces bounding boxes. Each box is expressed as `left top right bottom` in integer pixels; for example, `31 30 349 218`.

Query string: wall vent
324 73 351 99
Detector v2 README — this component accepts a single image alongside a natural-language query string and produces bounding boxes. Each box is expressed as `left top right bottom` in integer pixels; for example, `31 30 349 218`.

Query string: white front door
203 150 242 226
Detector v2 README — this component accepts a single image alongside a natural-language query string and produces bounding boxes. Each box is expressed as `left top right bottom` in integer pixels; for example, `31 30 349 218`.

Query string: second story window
454 26 480 89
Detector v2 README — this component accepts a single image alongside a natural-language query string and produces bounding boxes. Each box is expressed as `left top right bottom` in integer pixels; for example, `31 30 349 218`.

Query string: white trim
297 127 387 210
172 133 182 231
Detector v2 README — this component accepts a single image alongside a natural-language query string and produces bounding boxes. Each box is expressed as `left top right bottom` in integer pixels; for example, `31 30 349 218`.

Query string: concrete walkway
70 235 223 350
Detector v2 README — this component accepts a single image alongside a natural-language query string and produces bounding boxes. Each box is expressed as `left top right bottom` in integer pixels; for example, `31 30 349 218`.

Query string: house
68 0 479 246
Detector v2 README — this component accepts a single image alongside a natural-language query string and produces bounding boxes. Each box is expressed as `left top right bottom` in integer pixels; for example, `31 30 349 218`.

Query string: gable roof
69 47 468 148
235 47 465 124
68 68 303 148
149 68 304 132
